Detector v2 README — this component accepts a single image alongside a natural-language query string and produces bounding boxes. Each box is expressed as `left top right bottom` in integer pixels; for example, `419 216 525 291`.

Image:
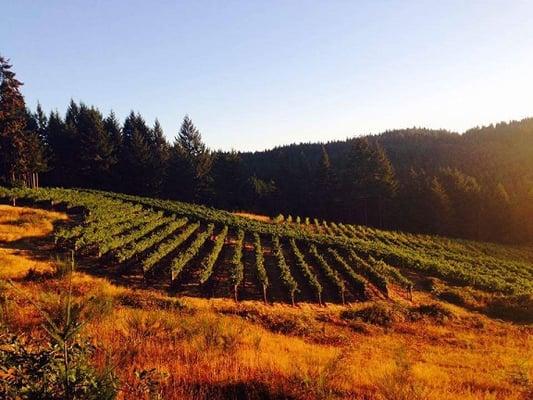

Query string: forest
1 55 532 244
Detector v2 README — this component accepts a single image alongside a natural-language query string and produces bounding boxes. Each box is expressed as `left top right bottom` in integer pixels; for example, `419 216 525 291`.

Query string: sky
2 1 533 151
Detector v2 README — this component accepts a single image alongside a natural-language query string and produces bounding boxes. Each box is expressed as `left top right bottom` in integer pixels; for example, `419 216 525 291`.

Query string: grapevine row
142 221 199 274
171 224 215 281
198 226 228 284
289 239 322 304
230 229 245 300
272 236 299 305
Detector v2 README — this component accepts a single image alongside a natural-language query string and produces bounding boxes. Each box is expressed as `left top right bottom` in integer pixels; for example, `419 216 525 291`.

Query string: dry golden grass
0 204 67 242
1 206 532 400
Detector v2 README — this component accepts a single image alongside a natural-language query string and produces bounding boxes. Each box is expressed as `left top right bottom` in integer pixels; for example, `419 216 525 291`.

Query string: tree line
1 55 532 244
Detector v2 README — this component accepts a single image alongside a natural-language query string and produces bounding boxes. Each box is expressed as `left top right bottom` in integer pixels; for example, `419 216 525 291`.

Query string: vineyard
1 187 532 304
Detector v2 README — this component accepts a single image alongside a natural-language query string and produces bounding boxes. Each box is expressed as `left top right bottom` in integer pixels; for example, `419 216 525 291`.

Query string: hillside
1 187 532 319
240 120 533 243
0 195 532 399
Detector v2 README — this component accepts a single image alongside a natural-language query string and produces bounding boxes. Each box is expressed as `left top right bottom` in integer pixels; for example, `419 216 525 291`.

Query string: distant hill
240 119 533 243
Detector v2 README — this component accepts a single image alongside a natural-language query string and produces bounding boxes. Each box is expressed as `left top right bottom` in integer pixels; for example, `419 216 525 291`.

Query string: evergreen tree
23 109 48 187
44 110 68 186
314 145 336 218
429 176 453 235
77 104 115 188
119 112 152 194
104 111 122 155
341 138 397 225
211 150 249 209
34 103 49 145
147 119 170 195
439 168 482 239
167 116 212 202
104 111 122 186
0 55 30 185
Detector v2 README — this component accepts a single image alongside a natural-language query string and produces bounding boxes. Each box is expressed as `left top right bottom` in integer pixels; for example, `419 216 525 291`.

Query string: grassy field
0 204 532 399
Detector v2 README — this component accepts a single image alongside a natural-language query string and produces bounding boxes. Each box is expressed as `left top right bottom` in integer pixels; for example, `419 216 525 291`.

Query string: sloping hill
2 187 531 313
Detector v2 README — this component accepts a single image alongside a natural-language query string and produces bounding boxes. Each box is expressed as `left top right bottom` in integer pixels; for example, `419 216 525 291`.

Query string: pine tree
77 104 115 188
167 115 212 202
23 109 48 187
341 138 397 225
430 176 453 235
211 150 248 209
0 55 30 185
118 112 152 194
47 100 82 186
147 119 170 195
315 145 336 218
104 111 122 154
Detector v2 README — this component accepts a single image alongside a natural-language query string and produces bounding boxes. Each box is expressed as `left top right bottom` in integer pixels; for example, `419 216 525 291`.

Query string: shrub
485 294 533 323
0 330 118 400
340 303 404 327
409 303 454 322
437 289 466 306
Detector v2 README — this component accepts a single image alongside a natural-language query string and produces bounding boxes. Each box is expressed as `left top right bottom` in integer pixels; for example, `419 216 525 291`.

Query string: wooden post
263 285 268 304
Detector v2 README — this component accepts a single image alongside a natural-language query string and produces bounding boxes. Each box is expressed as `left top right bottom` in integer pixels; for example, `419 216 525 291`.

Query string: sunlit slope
1 187 532 304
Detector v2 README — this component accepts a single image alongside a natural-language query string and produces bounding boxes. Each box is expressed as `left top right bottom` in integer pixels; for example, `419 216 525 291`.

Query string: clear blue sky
3 1 533 151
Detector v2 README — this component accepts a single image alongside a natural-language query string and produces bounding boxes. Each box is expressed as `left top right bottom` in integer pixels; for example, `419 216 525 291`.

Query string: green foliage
171 224 214 281
199 226 228 284
2 187 532 300
272 236 298 305
327 248 366 298
309 244 346 303
340 303 402 327
289 239 322 304
253 233 269 301
0 332 117 400
1 267 117 399
143 222 199 274
230 229 245 299
347 250 388 296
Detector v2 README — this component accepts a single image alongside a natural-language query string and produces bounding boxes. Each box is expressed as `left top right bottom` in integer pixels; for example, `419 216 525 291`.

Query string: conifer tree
77 104 115 188
0 55 30 185
168 115 212 202
211 150 248 209
147 119 170 195
430 176 453 235
119 112 152 194
104 111 122 153
315 145 336 217
341 138 397 225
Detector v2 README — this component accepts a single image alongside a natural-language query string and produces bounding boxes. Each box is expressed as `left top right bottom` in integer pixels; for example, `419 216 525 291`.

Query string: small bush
485 294 533 323
341 303 404 327
0 330 118 400
409 303 454 322
437 289 466 306
419 277 437 292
